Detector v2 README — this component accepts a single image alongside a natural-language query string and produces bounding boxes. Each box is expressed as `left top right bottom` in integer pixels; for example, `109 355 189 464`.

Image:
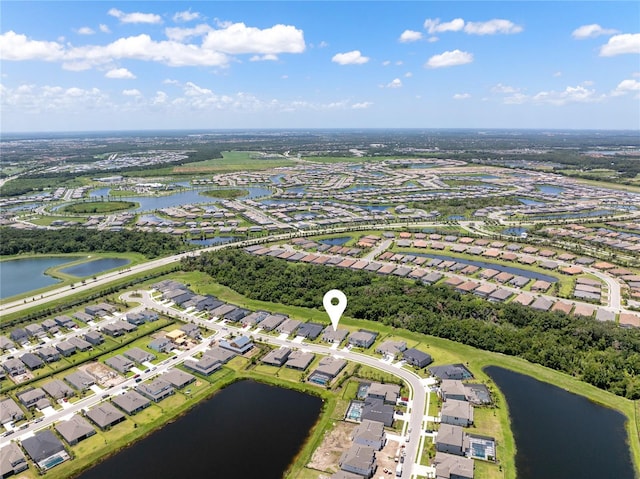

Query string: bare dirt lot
80 362 124 387
377 439 402 476
307 421 355 473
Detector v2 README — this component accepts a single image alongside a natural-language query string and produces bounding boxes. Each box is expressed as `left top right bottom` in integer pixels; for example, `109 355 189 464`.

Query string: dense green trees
0 228 188 258
183 249 640 398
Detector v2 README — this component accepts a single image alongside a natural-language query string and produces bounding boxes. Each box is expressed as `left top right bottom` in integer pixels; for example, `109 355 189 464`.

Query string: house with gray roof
361 397 394 427
68 336 92 351
219 336 253 354
54 315 76 328
3 358 26 377
430 364 473 381
37 346 61 363
436 424 469 456
149 337 172 353
64 370 95 390
0 336 16 351
42 379 75 400
17 388 48 408
210 304 237 319
74 311 93 323
352 419 386 450
285 351 315 371
25 323 45 338
367 382 401 405
262 347 291 367
259 314 287 332
55 414 96 445
441 399 474 427
20 352 44 370
0 397 25 424
225 308 249 322
375 340 407 359
322 326 349 344
296 322 324 340
309 356 347 385
203 345 236 364
41 319 59 332
84 331 104 345
22 429 69 471
161 369 196 389
276 318 301 336
434 452 474 479
124 347 156 364
339 444 377 478
56 340 77 357
105 355 134 374
86 402 125 430
183 356 222 376
112 391 151 415
9 328 28 345
441 380 467 402
348 330 378 349
240 311 269 327
136 379 174 402
180 323 201 339
0 442 28 477
101 322 125 337
403 348 433 368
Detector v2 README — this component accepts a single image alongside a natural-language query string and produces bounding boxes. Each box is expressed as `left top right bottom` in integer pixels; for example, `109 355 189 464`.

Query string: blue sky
1 1 639 132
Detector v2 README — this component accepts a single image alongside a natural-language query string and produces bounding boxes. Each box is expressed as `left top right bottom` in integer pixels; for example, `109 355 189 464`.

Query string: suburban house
219 336 253 354
105 355 134 374
361 397 394 427
441 399 474 427
429 365 473 381
285 351 315 371
348 330 378 349
124 347 156 364
224 308 249 322
101 323 124 337
25 323 46 338
240 311 269 327
41 319 59 333
296 322 324 340
180 323 201 339
433 452 474 479
9 328 28 345
0 397 25 424
183 356 222 376
166 329 187 346
86 402 126 430
136 379 175 402
20 352 44 370
351 419 386 450
64 370 95 390
322 326 349 344
262 347 291 367
149 337 172 353
367 382 401 405
339 444 377 478
17 388 48 408
183 294 218 311
73 311 93 323
0 336 16 351
0 443 28 477
55 414 96 445
68 336 92 351
161 369 196 389
84 331 104 345
375 340 407 359
403 348 433 368
202 345 236 364
21 430 69 471
55 341 77 357
436 424 469 456
276 318 301 336
259 314 287 332
42 379 75 400
440 380 468 402
112 391 151 415
309 356 347 385
54 315 76 328
2 358 26 377
38 346 61 363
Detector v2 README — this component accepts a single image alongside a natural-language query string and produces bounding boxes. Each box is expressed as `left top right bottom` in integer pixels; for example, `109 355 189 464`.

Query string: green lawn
173 150 293 173
61 201 138 214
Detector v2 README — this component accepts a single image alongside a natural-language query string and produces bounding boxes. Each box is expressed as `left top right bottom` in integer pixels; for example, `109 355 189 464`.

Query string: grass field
200 188 249 199
173 150 293 173
61 201 137 214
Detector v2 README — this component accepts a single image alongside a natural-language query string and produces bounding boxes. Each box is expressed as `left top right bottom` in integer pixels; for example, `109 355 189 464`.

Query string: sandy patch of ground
80 362 124 387
307 421 356 473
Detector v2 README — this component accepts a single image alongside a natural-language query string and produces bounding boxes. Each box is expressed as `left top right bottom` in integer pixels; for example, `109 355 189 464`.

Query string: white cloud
1 83 109 112
600 33 640 56
99 24 111 34
249 54 278 61
426 49 473 68
427 36 439 43
492 83 520 94
464 19 523 35
503 93 528 104
352 101 373 109
108 8 163 25
105 68 136 79
173 10 200 23
165 24 212 42
122 89 141 96
202 23 305 54
405 72 413 77
77 27 95 35
553 71 562 77
382 60 391 66
386 78 402 88
611 79 640 96
318 41 329 48
424 18 465 34
153 91 168 104
163 79 180 85
332 50 369 65
399 30 422 43
0 31 64 61
532 85 598 105
453 93 471 100
395 60 403 66
572 24 619 39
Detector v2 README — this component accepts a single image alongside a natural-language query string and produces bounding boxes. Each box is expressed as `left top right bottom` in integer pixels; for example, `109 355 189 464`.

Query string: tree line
182 249 640 399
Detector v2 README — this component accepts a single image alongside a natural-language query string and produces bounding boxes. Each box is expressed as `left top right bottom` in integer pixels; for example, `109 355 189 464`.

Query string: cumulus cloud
572 24 619 39
108 8 163 25
77 27 95 35
352 101 373 109
464 19 523 35
122 89 141 96
1 83 109 112
386 78 402 88
165 24 212 42
426 49 473 68
99 24 111 34
202 23 305 54
453 93 471 100
0 31 64 61
399 30 422 43
249 54 278 61
611 79 640 96
532 85 599 105
492 83 520 94
173 10 200 23
600 33 640 56
427 36 439 43
332 50 369 65
105 68 136 79
405 72 413 77
424 18 465 34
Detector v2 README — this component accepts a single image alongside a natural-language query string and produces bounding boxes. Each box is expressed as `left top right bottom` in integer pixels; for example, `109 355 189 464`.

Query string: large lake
485 366 635 479
0 256 80 299
78 380 323 479
59 257 130 277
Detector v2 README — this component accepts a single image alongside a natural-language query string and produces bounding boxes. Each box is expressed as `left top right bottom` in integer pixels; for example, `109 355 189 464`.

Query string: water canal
77 380 323 479
485 366 635 479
